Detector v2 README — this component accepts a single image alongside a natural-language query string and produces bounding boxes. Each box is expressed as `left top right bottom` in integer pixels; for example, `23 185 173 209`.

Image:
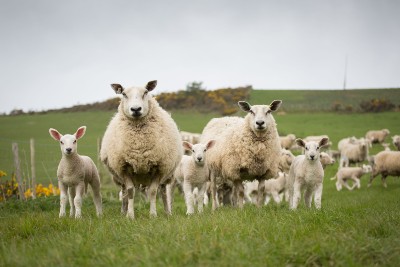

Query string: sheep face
49 126 86 156
281 149 295 165
111 80 157 119
296 138 329 162
183 140 215 166
238 100 282 133
362 164 372 174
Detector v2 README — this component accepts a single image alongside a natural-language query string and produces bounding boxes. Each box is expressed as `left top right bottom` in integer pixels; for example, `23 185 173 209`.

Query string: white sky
1 0 399 114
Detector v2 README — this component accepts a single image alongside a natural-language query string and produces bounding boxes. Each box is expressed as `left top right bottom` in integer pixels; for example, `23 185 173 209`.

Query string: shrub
360 98 395 113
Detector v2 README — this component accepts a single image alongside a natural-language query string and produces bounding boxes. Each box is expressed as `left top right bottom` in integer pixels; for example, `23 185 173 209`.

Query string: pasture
1 89 400 266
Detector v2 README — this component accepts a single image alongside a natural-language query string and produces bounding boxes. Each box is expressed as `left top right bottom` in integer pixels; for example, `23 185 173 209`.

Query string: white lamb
366 129 390 144
49 126 102 218
280 134 296 150
392 135 400 151
340 138 370 167
288 137 329 210
330 164 372 191
368 151 400 188
173 140 215 214
201 100 282 209
304 135 331 151
100 81 183 219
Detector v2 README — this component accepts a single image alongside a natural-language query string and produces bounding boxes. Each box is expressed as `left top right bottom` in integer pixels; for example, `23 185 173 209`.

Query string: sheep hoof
59 212 66 218
75 214 82 219
127 212 135 220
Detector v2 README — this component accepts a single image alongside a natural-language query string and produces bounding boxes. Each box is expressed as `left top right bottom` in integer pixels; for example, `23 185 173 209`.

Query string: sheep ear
182 141 193 151
295 138 305 148
111 84 124 94
49 128 62 141
238 101 251 112
206 140 216 150
269 100 282 111
319 137 329 148
75 126 86 140
146 80 157 91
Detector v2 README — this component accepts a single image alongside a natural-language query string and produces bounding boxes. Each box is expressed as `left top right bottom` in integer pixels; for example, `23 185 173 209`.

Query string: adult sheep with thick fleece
201 100 282 209
288 137 329 210
368 151 400 188
340 138 370 167
280 134 296 150
366 129 390 144
100 81 183 219
49 126 102 219
173 140 215 214
331 164 372 191
392 135 400 151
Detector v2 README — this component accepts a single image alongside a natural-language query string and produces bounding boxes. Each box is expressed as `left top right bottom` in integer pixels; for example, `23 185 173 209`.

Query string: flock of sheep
48 81 400 219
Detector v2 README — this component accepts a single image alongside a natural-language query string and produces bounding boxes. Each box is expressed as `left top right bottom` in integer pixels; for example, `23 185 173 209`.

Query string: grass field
1 89 400 266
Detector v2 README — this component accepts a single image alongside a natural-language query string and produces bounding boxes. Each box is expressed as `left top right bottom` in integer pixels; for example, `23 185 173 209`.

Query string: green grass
1 89 400 266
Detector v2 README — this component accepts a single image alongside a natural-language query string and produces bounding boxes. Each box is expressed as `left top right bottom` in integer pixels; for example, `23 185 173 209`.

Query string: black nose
66 148 72 153
310 155 315 160
130 107 142 112
197 157 202 161
256 120 265 126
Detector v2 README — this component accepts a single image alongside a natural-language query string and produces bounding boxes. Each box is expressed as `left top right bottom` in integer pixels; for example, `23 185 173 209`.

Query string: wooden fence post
30 138 36 199
12 143 26 200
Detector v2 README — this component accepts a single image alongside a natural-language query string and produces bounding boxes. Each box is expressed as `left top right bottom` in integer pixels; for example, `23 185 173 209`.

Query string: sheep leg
381 175 388 188
90 177 103 217
264 195 271 205
271 191 281 204
314 183 323 210
159 183 172 216
303 188 313 208
368 170 379 187
58 181 68 218
148 179 160 217
197 183 207 213
290 181 301 210
68 186 76 217
210 173 218 211
336 180 342 191
126 179 135 219
234 180 245 209
74 181 85 219
343 180 353 191
256 178 266 208
183 181 194 215
121 184 128 215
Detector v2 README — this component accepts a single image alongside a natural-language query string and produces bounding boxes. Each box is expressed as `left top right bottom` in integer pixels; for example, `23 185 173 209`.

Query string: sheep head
238 100 282 133
49 126 86 156
296 137 329 162
183 140 215 166
111 80 157 119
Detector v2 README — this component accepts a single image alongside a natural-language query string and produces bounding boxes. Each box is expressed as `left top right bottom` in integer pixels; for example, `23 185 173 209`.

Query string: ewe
368 151 400 188
100 81 183 219
288 138 329 210
201 100 282 209
49 126 102 218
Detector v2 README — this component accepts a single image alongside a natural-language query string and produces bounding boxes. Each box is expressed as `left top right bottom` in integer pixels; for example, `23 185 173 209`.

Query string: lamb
280 134 296 150
244 172 287 205
339 138 370 167
366 129 390 144
392 135 400 151
288 137 329 210
320 152 335 169
368 151 400 188
173 140 215 214
49 126 102 218
304 135 331 151
201 100 282 209
100 81 183 219
330 164 372 191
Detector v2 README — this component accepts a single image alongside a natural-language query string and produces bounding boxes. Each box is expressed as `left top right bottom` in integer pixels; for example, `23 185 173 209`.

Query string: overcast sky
1 0 399 114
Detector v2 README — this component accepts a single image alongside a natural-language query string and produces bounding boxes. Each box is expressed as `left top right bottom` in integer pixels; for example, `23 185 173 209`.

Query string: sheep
280 134 296 149
180 131 201 145
338 136 359 153
100 81 183 219
392 135 400 151
279 149 295 174
368 151 400 188
201 100 282 210
49 126 102 218
382 143 391 151
244 172 287 205
366 129 390 144
320 152 335 169
173 140 215 214
304 135 331 151
339 138 370 167
330 164 372 191
288 137 329 210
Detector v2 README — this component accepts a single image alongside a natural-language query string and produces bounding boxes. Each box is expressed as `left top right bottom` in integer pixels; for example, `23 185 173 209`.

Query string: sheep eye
60 141 64 145
250 110 255 115
122 92 128 98
305 147 309 150
203 149 206 152
192 149 195 153
73 140 77 144
143 90 148 98
316 146 320 150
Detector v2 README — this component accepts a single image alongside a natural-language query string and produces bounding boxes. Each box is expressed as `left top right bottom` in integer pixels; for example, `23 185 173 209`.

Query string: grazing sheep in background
100 81 183 219
329 150 341 162
368 151 400 188
279 149 295 174
338 136 359 153
366 129 390 144
244 172 287 205
201 100 282 209
280 134 296 149
49 126 102 219
392 135 400 151
340 138 370 167
382 143 391 151
320 152 335 169
288 138 329 210
173 140 215 214
331 164 372 191
180 131 201 145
